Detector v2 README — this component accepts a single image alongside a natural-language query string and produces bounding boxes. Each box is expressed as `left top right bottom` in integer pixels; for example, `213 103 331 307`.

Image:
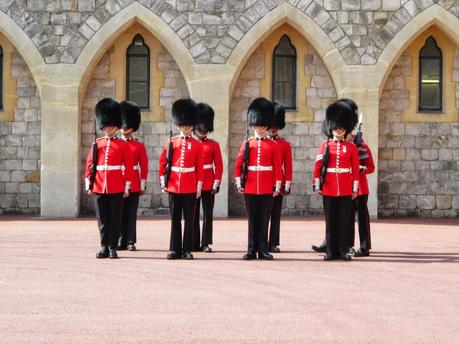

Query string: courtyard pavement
0 216 458 344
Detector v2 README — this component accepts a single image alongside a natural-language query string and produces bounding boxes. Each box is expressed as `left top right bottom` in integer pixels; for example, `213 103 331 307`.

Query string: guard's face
121 128 133 135
332 127 346 139
268 126 280 136
178 125 193 136
195 130 208 138
253 126 268 135
103 126 118 137
347 133 355 142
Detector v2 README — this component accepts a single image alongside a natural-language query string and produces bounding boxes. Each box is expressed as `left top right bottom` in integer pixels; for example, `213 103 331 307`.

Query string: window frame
126 34 150 110
418 36 443 113
272 35 297 110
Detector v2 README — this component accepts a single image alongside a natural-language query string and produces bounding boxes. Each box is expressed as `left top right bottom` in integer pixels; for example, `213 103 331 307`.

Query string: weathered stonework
0 51 41 214
2 1 459 65
378 49 459 217
80 50 189 215
228 46 336 216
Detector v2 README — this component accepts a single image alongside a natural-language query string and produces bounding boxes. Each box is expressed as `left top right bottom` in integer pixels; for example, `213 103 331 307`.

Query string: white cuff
285 181 291 191
314 178 320 191
275 180 282 193
125 181 131 193
353 180 359 193
159 175 165 188
141 179 147 191
212 179 220 190
85 178 90 191
235 177 241 189
197 181 203 192
316 154 323 161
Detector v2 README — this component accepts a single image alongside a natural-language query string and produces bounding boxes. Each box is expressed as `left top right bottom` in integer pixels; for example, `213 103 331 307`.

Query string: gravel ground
0 216 458 344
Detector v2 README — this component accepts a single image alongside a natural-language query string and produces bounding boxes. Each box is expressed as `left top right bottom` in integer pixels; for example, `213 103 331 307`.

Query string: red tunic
159 135 204 194
356 142 375 196
198 138 223 191
271 136 293 191
124 137 149 193
312 138 360 197
234 137 283 195
84 136 133 194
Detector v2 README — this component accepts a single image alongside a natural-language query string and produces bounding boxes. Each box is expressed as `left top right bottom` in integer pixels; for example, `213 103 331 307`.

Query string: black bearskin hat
196 103 215 132
323 101 356 137
95 98 122 130
337 98 358 129
247 97 274 127
272 101 286 129
172 98 198 126
120 100 141 131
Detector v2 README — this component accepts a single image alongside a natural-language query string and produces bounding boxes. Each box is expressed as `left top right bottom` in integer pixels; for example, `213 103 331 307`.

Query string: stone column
38 65 82 217
187 66 232 217
340 87 380 219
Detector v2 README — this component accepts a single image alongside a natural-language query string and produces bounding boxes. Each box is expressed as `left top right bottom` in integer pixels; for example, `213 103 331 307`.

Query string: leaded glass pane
128 82 149 108
129 56 149 81
420 84 441 110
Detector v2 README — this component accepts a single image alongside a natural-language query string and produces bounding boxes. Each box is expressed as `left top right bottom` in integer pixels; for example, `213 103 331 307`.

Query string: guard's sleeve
159 141 168 188
195 141 204 192
234 142 245 188
139 142 149 191
360 144 375 175
272 142 282 193
212 141 224 189
84 144 94 191
122 142 134 192
350 143 360 193
284 141 293 191
312 141 325 191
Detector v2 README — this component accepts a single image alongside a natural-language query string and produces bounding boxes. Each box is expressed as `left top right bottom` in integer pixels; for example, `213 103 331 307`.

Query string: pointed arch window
0 46 3 111
126 34 150 109
272 35 297 110
419 36 442 112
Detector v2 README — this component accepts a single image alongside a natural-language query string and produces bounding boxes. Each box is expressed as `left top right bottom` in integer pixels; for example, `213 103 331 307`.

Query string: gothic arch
226 3 344 96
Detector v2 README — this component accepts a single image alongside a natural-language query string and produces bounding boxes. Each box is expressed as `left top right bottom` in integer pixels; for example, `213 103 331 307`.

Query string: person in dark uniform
85 98 133 259
159 98 204 260
312 101 359 261
117 101 149 252
234 97 283 260
192 103 223 253
267 101 292 253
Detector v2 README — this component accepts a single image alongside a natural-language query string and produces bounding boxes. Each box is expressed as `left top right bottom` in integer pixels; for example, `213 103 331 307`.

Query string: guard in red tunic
234 97 283 260
85 98 133 259
159 98 204 260
348 135 375 257
117 101 149 252
192 103 223 253
312 101 359 261
267 102 292 253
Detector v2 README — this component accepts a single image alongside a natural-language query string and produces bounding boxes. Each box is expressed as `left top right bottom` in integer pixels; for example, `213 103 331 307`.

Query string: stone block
195 0 214 11
362 0 381 10
452 196 459 209
78 0 96 11
23 160 38 171
436 195 452 209
11 171 26 182
0 194 16 208
421 149 438 161
5 182 19 193
324 0 340 10
382 0 400 10
417 195 435 209
27 0 45 11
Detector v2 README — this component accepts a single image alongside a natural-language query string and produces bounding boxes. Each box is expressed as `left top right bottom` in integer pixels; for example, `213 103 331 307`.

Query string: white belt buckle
256 166 261 171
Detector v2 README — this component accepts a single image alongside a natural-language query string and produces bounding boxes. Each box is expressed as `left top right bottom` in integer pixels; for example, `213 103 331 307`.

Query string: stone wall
378 49 459 217
228 46 336 216
0 51 41 214
80 50 189 215
1 1 459 65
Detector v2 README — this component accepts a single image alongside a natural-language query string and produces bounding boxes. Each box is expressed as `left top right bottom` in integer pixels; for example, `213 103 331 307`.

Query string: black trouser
119 192 140 246
169 192 196 253
268 194 283 247
353 194 371 250
245 194 273 254
323 195 353 258
193 190 215 250
93 193 123 249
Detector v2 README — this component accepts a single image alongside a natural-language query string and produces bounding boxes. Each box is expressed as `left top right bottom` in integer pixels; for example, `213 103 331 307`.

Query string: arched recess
228 23 338 216
79 21 190 215
226 2 345 97
378 22 459 217
375 4 459 94
76 2 195 106
0 13 44 214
